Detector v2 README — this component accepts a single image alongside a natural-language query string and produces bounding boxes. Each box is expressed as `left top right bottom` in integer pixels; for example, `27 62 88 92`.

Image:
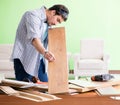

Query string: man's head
46 4 69 26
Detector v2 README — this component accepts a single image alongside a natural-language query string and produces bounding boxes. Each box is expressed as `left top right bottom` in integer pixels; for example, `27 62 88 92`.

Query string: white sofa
73 39 110 79
0 44 15 78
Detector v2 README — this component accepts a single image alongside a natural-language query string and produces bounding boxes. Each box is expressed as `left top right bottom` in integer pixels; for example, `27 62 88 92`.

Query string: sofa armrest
103 53 110 63
73 53 80 61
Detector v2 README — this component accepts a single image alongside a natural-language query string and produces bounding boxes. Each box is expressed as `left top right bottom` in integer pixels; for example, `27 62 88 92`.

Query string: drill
91 74 114 81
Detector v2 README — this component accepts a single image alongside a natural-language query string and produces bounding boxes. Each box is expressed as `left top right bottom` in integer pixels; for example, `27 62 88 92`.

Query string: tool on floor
91 74 114 81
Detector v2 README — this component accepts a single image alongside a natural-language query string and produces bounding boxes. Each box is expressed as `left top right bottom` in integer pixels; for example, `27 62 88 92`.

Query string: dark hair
49 4 69 21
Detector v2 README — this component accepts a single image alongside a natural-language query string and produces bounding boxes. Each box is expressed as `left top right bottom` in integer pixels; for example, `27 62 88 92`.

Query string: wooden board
0 86 61 102
69 76 120 93
1 79 48 91
48 27 69 94
96 86 120 96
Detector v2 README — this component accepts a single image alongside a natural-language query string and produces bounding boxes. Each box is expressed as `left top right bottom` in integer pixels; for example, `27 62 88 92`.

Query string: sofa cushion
80 39 104 59
77 59 105 69
0 44 15 78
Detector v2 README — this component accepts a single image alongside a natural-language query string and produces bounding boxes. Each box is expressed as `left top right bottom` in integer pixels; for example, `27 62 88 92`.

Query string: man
11 4 69 82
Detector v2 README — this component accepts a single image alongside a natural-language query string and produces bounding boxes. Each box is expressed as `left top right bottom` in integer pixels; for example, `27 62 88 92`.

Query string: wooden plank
0 86 19 95
68 84 94 93
22 90 61 100
48 27 69 94
1 79 48 91
0 86 61 102
96 86 120 96
69 76 120 93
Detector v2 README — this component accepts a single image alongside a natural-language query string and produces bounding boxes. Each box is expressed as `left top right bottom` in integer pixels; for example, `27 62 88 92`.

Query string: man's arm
32 38 55 62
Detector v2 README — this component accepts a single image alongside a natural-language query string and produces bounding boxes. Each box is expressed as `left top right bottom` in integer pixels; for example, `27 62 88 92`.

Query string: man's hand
44 51 55 62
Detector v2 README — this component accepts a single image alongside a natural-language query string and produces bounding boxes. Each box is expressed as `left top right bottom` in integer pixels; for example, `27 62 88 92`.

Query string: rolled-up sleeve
25 12 42 42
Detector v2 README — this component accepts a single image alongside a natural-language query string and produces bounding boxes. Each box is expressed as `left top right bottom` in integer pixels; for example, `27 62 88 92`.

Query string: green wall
0 0 120 70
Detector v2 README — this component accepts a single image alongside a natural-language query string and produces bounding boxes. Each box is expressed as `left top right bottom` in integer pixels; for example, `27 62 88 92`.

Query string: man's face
47 10 64 26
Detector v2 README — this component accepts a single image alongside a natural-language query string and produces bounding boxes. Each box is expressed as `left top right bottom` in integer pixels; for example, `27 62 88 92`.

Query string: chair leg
75 76 78 80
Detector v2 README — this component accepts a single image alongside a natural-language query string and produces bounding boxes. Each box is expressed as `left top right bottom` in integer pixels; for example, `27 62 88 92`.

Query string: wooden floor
69 70 120 74
0 94 120 105
109 70 120 74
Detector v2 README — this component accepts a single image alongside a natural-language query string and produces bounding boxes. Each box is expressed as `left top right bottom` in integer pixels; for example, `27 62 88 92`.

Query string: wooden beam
48 27 69 94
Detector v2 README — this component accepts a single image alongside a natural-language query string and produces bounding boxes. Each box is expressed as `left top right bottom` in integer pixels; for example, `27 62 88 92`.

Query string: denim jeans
38 59 48 82
14 58 48 82
14 59 33 81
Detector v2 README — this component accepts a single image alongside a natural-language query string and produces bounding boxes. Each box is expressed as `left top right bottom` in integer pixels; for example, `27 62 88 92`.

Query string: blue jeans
38 59 48 82
14 59 33 81
14 59 48 82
